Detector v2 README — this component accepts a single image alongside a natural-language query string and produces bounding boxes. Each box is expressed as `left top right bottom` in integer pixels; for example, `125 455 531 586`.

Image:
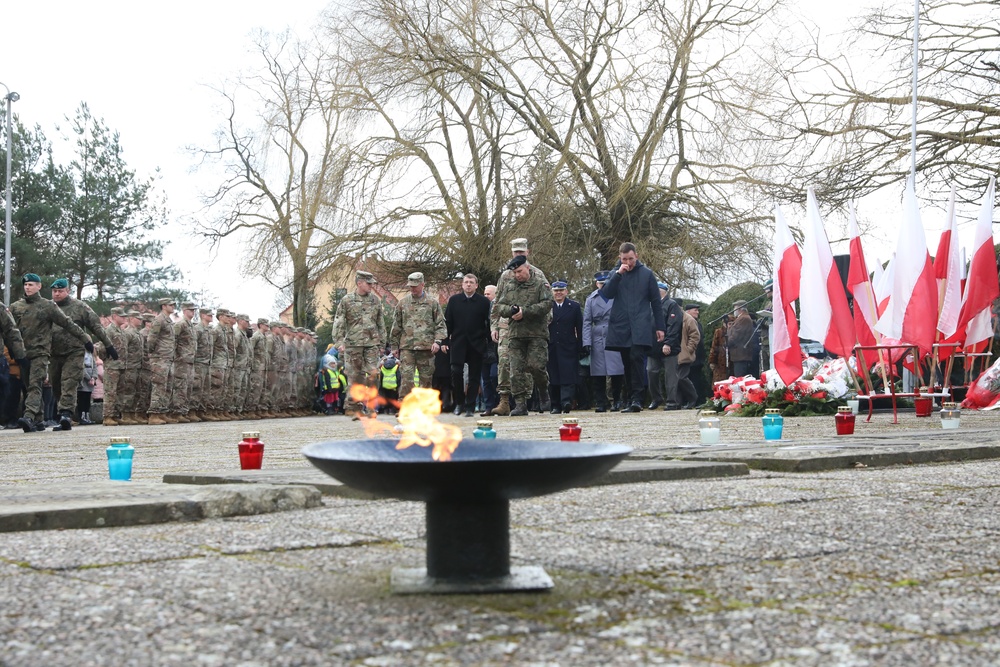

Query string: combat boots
492 394 511 416
103 416 119 426
186 412 202 422
147 413 167 426
509 395 529 417
538 389 551 413
119 413 140 426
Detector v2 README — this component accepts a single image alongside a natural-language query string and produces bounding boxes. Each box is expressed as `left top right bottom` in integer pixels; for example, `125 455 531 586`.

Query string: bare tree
195 31 359 326
327 0 806 290
783 0 999 205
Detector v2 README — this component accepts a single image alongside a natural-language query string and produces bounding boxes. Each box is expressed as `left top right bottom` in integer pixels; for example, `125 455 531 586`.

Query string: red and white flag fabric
874 177 938 356
846 204 878 368
874 255 892 317
957 177 998 349
799 188 856 358
934 185 963 338
772 205 803 385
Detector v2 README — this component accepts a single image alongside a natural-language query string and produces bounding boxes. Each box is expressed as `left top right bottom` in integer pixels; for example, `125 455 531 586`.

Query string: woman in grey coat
583 272 625 412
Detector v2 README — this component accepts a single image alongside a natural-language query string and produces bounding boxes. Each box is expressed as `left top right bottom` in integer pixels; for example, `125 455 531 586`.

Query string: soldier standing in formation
331 271 386 417
169 302 198 423
49 278 117 430
390 272 447 400
102 307 129 426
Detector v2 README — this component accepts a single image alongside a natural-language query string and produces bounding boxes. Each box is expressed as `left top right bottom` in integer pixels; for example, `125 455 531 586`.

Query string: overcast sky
4 0 976 312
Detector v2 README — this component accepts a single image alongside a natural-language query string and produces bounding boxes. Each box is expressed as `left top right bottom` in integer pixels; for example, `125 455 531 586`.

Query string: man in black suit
445 273 492 417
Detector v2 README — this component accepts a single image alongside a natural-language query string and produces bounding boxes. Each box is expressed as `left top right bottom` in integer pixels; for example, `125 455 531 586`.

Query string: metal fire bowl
301 439 631 503
302 439 631 594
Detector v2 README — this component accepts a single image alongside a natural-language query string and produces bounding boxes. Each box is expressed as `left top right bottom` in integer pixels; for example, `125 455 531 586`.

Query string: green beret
22 273 41 284
50 278 69 289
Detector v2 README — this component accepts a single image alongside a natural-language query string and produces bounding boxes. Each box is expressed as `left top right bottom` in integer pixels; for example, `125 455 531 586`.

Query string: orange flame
348 384 463 461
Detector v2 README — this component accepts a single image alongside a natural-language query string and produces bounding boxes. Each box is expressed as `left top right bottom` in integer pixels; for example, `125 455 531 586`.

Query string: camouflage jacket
52 297 113 357
224 327 238 370
234 328 251 370
250 330 268 371
491 264 550 337
147 312 176 361
332 292 386 349
10 293 92 359
494 273 553 339
140 327 152 371
390 292 447 351
173 317 197 365
123 325 144 371
0 306 26 360
193 322 213 365
285 339 298 374
103 323 128 371
210 324 229 368
271 335 288 373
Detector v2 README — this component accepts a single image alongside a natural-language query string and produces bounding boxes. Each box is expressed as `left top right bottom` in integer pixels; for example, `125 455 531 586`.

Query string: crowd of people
0 273 321 432
329 239 734 418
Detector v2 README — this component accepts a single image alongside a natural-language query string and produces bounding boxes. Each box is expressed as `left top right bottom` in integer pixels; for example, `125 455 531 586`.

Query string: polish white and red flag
874 177 938 357
933 186 964 359
772 205 803 386
957 177 998 350
846 204 878 369
873 255 892 317
799 188 856 358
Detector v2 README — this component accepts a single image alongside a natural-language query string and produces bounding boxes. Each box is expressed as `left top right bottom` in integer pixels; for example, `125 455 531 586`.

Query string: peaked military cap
594 271 610 282
656 281 669 291
551 280 568 289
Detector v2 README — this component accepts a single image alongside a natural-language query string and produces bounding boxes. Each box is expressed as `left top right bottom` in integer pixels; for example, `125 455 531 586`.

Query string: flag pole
910 0 920 181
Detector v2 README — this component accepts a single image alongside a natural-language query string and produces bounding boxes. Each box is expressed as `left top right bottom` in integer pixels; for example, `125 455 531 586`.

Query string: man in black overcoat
445 273 492 417
547 281 583 413
599 242 666 412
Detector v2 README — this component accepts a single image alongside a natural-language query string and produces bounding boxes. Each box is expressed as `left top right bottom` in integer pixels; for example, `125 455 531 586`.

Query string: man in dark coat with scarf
547 281 583 413
445 273 492 417
599 242 666 412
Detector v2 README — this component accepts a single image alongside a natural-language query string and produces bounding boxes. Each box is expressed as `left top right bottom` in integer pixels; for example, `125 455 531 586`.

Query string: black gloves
107 345 119 361
579 346 590 359
84 341 94 353
15 358 28 371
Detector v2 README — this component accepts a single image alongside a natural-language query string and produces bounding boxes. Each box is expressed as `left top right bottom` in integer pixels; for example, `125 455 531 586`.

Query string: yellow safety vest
380 366 398 390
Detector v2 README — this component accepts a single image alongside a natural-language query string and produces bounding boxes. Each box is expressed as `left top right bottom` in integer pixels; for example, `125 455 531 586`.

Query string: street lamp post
1 83 18 306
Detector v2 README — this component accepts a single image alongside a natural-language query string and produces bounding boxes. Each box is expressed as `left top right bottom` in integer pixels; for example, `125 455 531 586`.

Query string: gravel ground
2 409 1000 665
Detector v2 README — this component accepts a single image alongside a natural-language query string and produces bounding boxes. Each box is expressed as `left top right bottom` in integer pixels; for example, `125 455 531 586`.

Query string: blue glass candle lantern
762 408 783 442
473 420 497 439
106 437 134 481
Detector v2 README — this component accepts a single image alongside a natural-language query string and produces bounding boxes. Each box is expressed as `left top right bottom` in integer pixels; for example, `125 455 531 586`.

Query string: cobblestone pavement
2 409 1000 665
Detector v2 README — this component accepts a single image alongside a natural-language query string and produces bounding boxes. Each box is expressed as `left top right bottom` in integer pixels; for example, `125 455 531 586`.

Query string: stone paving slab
0 481 323 533
161 459 749 496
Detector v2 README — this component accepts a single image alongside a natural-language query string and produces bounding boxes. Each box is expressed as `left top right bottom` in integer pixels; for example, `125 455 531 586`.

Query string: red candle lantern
238 431 265 470
559 418 581 442
835 406 856 435
914 387 933 417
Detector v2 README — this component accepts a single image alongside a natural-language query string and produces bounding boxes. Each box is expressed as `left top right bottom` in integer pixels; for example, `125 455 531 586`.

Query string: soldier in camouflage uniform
233 314 252 418
247 319 270 418
145 298 176 425
170 302 198 422
102 307 129 426
265 321 284 416
139 313 156 416
207 309 231 420
47 278 118 430
331 271 386 416
493 255 552 416
489 238 550 415
191 308 214 421
119 311 145 425
271 322 291 415
10 273 94 432
390 272 447 399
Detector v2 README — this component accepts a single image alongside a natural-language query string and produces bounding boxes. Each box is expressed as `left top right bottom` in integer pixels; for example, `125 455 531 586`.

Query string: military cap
257 318 269 326
157 297 174 306
506 255 527 271
181 302 197 310
510 238 528 252
110 307 126 316
594 271 610 282
142 313 155 322
657 281 669 291
551 280 568 289
126 310 141 318
22 273 41 284
236 313 249 321
270 321 283 328
406 272 424 286
50 278 69 289
733 299 748 309
216 308 229 316
355 270 376 284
